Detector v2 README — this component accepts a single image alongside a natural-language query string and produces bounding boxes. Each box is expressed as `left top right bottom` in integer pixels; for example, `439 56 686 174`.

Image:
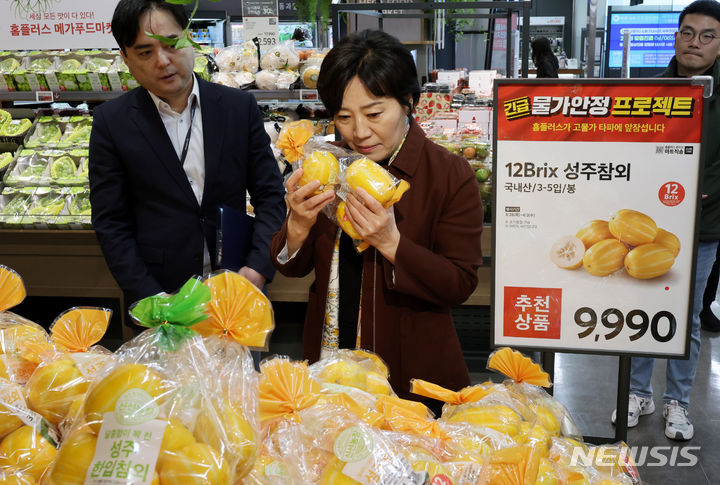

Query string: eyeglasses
678 29 719 45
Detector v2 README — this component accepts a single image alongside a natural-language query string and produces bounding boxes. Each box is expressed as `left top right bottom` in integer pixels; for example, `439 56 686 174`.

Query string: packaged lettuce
26 121 61 148
0 118 31 138
0 153 12 172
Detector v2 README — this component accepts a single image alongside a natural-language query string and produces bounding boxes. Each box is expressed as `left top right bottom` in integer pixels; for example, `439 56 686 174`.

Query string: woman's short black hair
531 36 553 63
111 0 188 53
317 30 420 117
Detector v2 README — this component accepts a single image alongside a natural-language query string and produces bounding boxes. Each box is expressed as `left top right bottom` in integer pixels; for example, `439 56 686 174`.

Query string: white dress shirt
149 78 211 275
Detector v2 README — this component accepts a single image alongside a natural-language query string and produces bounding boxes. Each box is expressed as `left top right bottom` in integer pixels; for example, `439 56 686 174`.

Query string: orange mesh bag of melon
276 119 353 195
334 156 411 253
190 270 271 478
310 348 394 399
0 266 49 385
21 307 114 437
549 209 680 279
272 400 425 484
44 277 257 484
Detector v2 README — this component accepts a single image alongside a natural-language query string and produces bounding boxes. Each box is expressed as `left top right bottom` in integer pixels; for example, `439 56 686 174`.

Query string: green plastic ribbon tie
130 277 211 351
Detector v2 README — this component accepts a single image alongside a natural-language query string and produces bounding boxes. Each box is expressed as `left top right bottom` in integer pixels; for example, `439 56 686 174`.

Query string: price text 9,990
574 307 676 343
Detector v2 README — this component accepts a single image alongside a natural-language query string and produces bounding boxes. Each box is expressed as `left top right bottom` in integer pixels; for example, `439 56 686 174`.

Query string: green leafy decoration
148 0 221 50
130 277 211 351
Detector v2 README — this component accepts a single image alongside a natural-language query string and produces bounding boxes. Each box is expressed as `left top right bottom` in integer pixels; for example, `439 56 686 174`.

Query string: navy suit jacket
89 77 286 306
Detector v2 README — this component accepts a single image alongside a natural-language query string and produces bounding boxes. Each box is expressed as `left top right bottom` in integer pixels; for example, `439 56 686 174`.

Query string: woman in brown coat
269 30 484 407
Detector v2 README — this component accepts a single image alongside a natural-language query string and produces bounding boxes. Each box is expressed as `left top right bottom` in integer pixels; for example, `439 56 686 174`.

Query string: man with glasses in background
611 0 720 440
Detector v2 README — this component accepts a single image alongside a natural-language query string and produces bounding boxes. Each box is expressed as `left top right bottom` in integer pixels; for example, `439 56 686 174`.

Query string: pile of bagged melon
0 265 641 485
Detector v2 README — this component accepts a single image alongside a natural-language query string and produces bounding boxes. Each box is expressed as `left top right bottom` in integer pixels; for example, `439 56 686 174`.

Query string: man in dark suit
89 0 286 332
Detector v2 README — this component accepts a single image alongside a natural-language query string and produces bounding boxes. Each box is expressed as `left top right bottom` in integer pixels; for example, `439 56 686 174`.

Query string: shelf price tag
242 0 278 55
35 91 54 103
300 89 318 101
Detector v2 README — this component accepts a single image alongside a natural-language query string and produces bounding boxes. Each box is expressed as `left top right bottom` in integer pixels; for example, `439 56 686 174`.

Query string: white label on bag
335 426 423 484
86 411 166 485
87 72 103 91
26 73 41 91
0 381 35 426
71 352 111 379
45 72 60 91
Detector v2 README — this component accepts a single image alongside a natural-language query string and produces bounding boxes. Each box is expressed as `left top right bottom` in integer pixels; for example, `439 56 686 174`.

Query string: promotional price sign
0 0 116 49
492 79 705 357
242 0 279 55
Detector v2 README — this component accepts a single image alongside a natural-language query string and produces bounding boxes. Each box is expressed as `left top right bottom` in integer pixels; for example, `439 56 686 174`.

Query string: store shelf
0 88 320 103
0 90 122 102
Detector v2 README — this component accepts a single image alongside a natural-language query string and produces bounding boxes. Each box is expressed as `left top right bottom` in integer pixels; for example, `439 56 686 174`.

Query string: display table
0 227 492 337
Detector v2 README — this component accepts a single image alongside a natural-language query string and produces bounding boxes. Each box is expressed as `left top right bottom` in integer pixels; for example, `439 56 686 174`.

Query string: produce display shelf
0 89 320 103
0 91 121 102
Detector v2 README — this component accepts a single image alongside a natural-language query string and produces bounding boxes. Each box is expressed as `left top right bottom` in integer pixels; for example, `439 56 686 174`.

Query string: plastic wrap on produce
275 120 410 252
44 277 260 484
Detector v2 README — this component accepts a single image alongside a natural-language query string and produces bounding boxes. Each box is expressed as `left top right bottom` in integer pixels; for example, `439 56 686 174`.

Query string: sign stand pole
542 351 555 396
614 355 631 442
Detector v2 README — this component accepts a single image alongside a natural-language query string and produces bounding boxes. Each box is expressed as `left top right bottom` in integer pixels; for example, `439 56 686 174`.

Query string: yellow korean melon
535 457 558 485
0 399 23 440
0 425 57 482
318 359 367 390
0 471 38 485
158 442 230 485
653 228 681 257
336 201 363 241
345 157 396 206
447 405 523 437
576 220 614 249
608 209 657 246
319 456 361 485
299 150 339 193
583 239 628 277
46 431 97 485
193 400 256 476
625 243 675 279
26 358 89 425
83 363 169 434
0 324 45 354
157 418 196 471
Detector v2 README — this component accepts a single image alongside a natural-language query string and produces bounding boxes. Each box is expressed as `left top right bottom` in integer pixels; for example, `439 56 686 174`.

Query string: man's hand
239 266 266 289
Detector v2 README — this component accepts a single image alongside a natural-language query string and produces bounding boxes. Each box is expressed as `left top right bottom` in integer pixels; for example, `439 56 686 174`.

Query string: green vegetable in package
20 161 48 178
59 123 92 147
69 193 91 215
28 194 65 216
78 158 89 177
85 57 112 71
0 58 19 73
1 118 31 137
0 152 12 171
2 194 30 215
28 122 61 146
70 148 88 158
0 109 10 129
50 156 76 179
28 57 53 72
59 58 82 72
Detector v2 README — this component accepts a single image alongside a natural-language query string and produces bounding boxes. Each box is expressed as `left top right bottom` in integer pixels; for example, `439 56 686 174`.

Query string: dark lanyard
180 96 198 166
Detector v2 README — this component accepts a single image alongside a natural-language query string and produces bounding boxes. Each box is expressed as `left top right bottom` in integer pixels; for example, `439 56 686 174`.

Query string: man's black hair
111 0 188 53
679 0 720 27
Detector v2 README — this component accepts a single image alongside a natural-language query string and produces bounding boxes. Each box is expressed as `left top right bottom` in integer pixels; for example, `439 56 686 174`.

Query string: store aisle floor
468 329 720 485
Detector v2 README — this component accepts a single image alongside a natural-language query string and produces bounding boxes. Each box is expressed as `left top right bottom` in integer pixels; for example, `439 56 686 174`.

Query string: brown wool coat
270 120 484 399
